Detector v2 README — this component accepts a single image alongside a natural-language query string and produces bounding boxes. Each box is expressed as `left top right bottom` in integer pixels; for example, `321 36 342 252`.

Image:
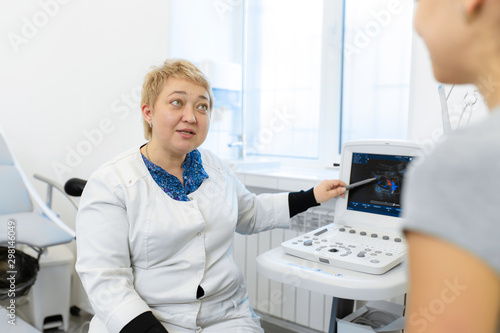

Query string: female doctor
75 58 347 333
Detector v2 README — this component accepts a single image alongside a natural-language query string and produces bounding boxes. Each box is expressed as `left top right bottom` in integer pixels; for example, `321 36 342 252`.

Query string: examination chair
0 128 76 331
63 177 93 318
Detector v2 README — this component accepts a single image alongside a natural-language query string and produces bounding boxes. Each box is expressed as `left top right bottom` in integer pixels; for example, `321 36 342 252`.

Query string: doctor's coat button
197 232 202 236
128 180 132 184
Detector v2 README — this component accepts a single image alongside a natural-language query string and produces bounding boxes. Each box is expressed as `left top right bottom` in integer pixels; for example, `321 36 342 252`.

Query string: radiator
233 207 337 332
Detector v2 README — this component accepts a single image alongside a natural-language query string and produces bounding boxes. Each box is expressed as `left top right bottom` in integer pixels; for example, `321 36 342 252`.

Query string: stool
21 245 73 331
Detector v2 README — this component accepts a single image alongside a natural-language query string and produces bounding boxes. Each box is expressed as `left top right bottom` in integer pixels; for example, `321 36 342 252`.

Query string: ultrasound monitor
347 152 413 217
334 140 423 232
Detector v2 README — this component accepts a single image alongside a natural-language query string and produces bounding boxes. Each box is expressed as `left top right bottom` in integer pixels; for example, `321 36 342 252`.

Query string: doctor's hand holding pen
313 179 347 203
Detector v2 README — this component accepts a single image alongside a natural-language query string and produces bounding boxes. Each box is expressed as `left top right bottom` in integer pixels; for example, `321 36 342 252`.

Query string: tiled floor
261 321 294 333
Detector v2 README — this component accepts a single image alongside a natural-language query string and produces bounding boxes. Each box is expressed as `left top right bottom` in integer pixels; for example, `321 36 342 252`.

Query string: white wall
0 0 170 225
0 0 170 309
407 31 442 142
407 27 489 146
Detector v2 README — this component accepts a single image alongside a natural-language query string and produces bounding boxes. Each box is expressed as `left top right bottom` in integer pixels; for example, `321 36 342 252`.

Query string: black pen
344 177 377 190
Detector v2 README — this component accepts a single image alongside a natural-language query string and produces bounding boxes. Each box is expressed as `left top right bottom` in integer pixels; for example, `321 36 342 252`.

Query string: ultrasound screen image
347 153 414 217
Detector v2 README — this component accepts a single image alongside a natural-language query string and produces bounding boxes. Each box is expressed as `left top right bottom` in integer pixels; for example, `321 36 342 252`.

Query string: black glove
120 311 168 333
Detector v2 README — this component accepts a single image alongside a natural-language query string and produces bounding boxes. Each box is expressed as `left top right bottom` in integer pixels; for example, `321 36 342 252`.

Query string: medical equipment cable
77 319 90 333
446 84 455 100
351 309 400 328
458 90 478 128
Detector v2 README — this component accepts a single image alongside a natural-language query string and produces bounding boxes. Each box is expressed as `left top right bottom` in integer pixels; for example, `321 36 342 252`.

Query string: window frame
240 0 345 167
168 0 413 168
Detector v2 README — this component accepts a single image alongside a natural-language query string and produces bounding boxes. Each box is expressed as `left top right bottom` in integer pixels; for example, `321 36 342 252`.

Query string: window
243 0 326 160
169 0 244 161
169 0 414 164
341 0 414 145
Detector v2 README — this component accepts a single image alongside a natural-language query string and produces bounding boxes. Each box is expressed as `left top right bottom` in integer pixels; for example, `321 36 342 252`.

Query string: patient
75 58 346 333
402 0 500 332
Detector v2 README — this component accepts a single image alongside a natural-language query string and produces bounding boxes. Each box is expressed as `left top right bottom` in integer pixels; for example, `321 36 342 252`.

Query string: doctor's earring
149 121 152 128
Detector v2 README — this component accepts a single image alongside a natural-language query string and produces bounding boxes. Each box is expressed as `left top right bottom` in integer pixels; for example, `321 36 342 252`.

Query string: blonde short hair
141 59 214 140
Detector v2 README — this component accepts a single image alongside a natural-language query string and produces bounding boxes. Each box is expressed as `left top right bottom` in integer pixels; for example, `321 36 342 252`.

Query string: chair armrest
33 174 79 210
64 178 87 197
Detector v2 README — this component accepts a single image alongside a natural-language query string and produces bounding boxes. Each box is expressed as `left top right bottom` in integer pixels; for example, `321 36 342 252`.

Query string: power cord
77 320 90 333
351 309 400 329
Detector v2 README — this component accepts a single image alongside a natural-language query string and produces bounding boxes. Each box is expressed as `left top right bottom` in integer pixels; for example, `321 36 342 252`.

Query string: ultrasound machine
282 140 423 275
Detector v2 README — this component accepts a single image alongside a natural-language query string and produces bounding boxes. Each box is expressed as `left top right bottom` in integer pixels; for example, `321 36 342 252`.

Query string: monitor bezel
334 140 423 232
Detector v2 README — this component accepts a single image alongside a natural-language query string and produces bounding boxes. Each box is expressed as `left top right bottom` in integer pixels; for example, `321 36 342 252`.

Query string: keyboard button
371 233 378 238
314 228 328 236
349 230 356 234
360 231 367 236
370 260 380 263
383 236 390 240
304 240 313 246
357 252 366 258
339 228 345 232
395 238 402 242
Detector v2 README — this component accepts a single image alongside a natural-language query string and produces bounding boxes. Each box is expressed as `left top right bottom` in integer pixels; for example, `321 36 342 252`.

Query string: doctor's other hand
314 179 347 203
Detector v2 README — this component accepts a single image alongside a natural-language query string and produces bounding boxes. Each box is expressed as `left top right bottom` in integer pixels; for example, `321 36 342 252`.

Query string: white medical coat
75 147 290 332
